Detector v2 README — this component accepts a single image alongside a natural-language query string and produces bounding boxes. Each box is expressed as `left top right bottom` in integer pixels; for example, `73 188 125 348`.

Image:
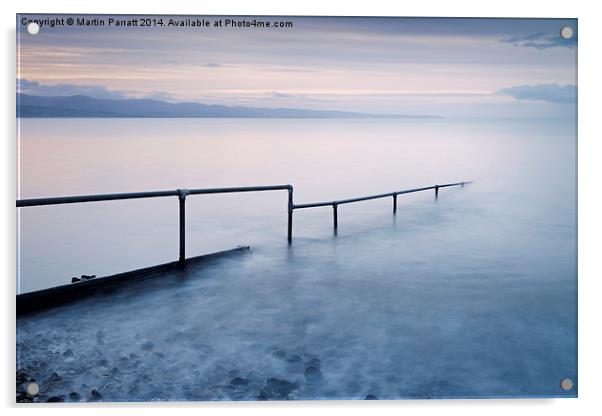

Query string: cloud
499 84 576 103
501 31 576 49
200 63 221 68
16 79 175 101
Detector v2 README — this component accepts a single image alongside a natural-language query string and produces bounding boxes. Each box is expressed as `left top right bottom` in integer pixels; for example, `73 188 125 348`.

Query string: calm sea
17 118 577 399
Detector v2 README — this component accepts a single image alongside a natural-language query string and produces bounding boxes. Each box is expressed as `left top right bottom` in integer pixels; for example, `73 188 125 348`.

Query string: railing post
333 203 338 234
287 187 293 243
177 189 189 265
393 194 397 214
435 185 439 199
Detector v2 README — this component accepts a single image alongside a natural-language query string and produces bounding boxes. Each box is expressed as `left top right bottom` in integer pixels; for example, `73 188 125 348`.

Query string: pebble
141 341 154 350
305 357 321 368
18 336 336 401
304 366 323 384
89 388 102 400
16 371 29 383
365 394 378 400
230 377 249 386
47 396 65 402
258 378 298 399
16 391 32 403
285 353 303 363
48 372 62 382
272 350 286 359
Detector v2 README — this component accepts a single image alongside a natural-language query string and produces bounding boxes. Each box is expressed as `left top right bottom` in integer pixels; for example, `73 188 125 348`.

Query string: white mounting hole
560 378 574 391
560 26 574 40
27 22 40 35
26 382 39 396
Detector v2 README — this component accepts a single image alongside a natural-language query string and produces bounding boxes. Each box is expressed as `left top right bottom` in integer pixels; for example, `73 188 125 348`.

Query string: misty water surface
16 118 576 400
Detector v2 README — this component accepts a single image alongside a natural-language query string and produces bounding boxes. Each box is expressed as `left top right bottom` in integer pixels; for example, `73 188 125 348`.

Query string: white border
2 1 601 415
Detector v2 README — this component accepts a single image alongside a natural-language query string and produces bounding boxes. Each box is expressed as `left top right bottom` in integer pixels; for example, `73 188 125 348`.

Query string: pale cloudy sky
17 15 577 118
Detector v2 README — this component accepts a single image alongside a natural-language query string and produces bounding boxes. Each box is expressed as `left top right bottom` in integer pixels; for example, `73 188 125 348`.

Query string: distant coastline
16 93 442 119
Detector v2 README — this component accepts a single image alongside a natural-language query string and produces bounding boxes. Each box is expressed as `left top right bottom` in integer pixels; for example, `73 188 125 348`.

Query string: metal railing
16 181 469 265
292 181 470 233
17 185 293 266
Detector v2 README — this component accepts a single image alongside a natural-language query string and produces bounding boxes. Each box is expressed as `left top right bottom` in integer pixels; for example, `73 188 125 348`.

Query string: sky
16 15 577 118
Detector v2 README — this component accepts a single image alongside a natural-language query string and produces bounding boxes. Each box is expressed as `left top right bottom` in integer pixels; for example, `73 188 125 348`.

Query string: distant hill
17 93 441 119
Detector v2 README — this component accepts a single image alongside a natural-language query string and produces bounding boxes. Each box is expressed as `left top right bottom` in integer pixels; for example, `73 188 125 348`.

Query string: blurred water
16 118 577 400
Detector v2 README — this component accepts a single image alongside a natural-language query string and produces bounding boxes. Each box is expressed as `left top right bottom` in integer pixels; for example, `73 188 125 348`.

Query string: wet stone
231 377 249 386
16 391 33 403
88 388 102 401
141 341 154 350
47 396 65 402
305 357 321 368
48 372 62 382
304 366 323 384
365 394 378 400
257 387 269 400
259 378 298 400
272 350 286 359
285 353 302 363
33 394 46 402
68 391 80 401
16 370 29 383
213 364 229 378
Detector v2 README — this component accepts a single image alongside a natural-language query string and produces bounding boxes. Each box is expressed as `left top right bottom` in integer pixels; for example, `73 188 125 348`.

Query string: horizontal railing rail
292 181 470 233
16 185 293 207
16 181 470 266
293 182 468 209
